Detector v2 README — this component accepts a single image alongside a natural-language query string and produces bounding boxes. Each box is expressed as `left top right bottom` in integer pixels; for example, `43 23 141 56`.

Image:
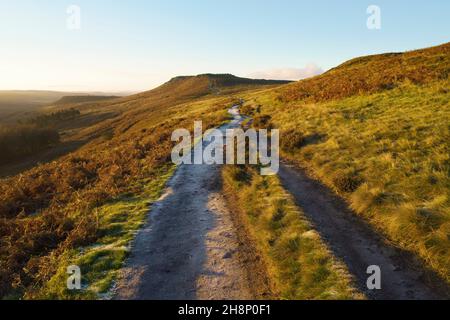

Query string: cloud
248 63 323 81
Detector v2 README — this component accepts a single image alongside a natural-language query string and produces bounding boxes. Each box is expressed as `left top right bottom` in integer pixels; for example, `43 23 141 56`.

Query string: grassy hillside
0 75 286 299
0 91 74 108
277 42 449 103
0 75 284 178
241 42 450 283
0 91 124 125
0 91 70 124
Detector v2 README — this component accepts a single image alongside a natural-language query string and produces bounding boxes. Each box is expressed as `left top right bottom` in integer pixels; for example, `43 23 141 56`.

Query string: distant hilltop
168 73 292 87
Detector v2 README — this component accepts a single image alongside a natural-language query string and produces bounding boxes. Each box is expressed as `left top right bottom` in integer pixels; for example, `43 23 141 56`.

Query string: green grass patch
35 165 175 300
223 165 363 300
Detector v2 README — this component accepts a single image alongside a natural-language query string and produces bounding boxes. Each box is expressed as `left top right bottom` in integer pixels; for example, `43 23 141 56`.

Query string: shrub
332 171 364 193
281 129 304 152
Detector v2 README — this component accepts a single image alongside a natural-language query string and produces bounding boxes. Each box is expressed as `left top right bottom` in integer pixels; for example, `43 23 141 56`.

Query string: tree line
0 109 80 166
23 108 80 127
0 125 60 165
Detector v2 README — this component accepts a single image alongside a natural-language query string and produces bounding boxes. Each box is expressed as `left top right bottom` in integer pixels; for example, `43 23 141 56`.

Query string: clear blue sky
0 0 449 92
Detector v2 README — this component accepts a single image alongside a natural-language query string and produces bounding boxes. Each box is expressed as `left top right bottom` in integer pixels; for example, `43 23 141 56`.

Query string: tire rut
279 163 448 300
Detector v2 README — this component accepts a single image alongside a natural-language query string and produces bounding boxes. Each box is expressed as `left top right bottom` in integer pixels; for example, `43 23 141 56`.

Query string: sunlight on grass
243 80 450 283
35 165 175 299
223 165 364 300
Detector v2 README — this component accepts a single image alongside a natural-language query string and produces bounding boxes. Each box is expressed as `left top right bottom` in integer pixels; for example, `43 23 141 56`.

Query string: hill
0 91 72 123
127 74 290 108
239 41 450 286
0 74 288 299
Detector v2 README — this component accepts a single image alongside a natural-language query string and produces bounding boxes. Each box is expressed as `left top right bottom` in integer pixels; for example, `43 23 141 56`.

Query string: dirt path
279 163 448 300
114 105 447 300
114 107 255 300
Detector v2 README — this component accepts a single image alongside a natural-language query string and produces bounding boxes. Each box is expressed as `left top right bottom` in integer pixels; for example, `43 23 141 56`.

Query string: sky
0 0 449 92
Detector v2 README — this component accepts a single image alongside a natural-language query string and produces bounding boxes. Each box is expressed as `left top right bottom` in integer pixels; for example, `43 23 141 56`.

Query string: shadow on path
279 163 449 300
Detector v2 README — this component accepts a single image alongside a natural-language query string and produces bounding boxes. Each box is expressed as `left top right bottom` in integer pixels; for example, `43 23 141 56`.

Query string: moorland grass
222 165 363 299
0 81 236 299
242 79 450 283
